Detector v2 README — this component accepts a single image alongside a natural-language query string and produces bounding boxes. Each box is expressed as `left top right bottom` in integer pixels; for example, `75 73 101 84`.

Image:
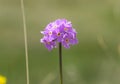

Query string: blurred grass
0 0 120 84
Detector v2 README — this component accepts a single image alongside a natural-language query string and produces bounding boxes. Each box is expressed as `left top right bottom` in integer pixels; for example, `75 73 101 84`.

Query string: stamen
53 25 57 28
57 32 61 36
47 42 50 44
64 28 68 31
49 31 52 35
65 38 69 43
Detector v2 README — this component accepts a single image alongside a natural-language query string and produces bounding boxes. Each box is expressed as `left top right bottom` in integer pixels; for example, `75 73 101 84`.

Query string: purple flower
41 36 56 51
40 19 78 50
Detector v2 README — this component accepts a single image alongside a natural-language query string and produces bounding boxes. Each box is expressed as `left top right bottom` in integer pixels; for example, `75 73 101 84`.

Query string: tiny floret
40 19 78 50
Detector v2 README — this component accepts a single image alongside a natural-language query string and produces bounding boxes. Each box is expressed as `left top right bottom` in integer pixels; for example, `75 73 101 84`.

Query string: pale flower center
64 28 68 31
65 38 69 43
57 32 61 36
53 25 57 28
47 42 50 44
49 31 52 35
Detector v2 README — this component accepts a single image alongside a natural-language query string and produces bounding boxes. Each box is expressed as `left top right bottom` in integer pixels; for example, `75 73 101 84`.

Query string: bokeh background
0 0 120 84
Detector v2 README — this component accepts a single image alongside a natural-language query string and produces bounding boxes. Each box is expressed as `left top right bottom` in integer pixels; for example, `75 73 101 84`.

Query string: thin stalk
20 0 30 84
59 43 63 84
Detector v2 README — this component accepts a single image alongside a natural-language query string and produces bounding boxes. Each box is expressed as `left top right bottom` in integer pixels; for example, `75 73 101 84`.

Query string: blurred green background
0 0 120 84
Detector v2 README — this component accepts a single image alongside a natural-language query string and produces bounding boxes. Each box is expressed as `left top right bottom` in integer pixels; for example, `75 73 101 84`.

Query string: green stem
59 43 63 84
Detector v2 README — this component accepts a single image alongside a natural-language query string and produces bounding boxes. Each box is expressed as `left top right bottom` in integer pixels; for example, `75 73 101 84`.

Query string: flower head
0 75 6 84
40 19 78 50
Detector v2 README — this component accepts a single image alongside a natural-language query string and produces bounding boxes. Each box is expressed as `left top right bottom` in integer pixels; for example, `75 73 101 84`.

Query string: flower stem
59 43 63 84
21 0 30 84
